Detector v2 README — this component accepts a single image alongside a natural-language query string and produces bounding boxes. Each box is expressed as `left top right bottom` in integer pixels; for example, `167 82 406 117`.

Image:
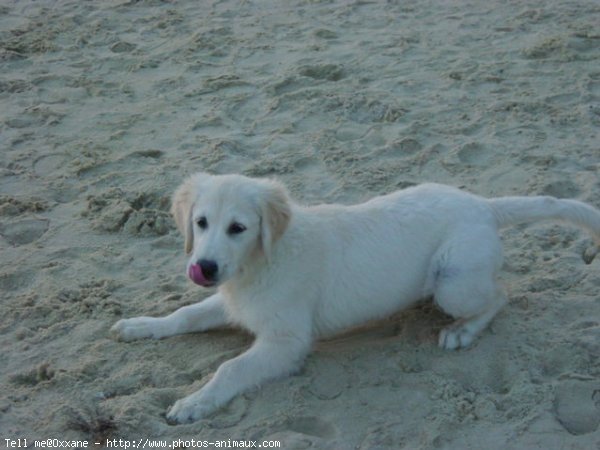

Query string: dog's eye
196 216 208 230
227 222 246 235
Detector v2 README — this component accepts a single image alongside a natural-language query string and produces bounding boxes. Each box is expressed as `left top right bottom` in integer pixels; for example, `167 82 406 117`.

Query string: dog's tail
487 195 600 262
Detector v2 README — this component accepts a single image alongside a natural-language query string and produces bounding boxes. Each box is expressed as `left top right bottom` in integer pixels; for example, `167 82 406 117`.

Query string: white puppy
111 173 600 423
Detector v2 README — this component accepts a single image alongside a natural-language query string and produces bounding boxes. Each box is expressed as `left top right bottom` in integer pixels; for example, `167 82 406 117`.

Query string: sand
1 0 599 448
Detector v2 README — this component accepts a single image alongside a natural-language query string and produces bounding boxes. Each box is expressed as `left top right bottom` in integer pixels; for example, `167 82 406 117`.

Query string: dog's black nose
198 259 218 281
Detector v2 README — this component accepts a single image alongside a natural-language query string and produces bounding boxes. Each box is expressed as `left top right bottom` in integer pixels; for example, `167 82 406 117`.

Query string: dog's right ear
171 173 208 254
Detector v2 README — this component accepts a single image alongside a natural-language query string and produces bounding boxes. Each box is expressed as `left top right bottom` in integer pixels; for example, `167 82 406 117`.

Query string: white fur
111 173 600 424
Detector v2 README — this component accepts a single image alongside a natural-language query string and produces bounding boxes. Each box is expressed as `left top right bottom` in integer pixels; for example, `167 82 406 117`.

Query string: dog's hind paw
438 324 476 350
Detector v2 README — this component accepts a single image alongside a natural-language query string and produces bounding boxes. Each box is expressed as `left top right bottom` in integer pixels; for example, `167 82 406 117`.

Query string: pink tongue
188 264 209 286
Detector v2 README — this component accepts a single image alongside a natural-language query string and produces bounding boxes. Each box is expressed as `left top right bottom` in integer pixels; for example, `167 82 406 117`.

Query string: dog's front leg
166 334 311 424
111 292 228 341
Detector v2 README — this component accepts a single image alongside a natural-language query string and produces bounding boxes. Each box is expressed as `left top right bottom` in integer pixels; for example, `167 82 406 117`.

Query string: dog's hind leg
430 226 508 350
437 288 507 350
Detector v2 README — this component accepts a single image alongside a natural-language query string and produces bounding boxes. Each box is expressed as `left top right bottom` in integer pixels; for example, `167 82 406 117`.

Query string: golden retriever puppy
112 173 600 423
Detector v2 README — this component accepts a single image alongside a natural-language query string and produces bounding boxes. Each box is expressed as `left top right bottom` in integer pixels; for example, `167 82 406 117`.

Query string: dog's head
170 172 291 287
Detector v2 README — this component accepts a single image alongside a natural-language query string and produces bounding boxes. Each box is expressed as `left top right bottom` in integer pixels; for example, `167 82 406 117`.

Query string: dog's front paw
166 394 215 424
110 317 164 341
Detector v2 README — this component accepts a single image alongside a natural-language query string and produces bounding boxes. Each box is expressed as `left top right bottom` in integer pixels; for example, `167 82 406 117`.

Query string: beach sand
1 0 599 448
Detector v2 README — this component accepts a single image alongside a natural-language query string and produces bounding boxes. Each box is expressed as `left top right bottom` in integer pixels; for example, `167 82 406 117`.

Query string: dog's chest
220 288 271 334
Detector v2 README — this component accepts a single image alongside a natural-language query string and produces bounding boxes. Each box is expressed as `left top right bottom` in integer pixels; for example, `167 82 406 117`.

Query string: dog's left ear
258 179 291 261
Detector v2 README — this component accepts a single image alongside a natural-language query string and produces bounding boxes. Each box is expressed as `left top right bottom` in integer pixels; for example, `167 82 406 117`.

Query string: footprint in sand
541 180 581 199
84 189 172 236
263 414 338 448
110 41 136 53
33 153 68 176
442 141 494 174
306 358 350 401
455 142 491 166
0 269 35 292
283 416 338 439
0 218 49 246
554 380 600 435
